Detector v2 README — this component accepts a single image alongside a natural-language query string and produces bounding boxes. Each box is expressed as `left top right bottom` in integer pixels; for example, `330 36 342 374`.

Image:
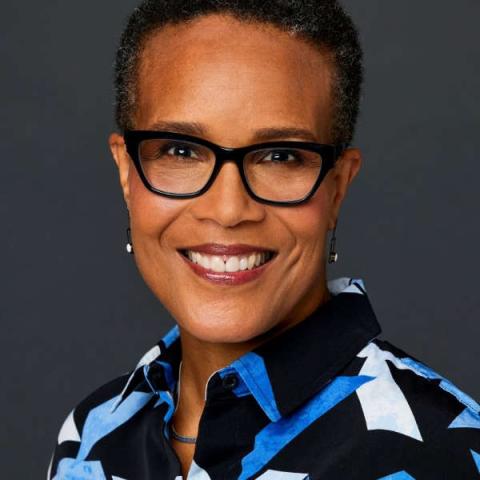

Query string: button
222 373 238 390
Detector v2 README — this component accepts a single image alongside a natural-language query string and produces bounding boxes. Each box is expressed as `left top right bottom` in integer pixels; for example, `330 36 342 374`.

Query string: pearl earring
126 227 134 255
328 223 338 264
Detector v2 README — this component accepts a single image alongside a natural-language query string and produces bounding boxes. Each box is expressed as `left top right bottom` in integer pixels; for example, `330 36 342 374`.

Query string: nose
190 160 265 227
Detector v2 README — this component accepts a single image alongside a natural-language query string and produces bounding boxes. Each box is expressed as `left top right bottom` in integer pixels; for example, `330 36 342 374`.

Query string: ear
328 147 362 230
109 132 131 209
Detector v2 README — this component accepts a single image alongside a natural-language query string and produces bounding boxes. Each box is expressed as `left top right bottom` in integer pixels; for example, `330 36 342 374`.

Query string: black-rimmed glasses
123 130 348 206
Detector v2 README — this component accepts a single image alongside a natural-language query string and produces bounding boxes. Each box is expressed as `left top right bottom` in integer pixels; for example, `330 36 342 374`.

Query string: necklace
170 361 197 444
170 422 197 444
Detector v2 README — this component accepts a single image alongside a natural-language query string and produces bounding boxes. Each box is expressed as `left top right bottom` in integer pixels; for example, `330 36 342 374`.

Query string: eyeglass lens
138 137 324 202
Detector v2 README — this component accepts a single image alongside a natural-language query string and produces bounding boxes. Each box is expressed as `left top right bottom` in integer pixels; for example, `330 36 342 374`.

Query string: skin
109 13 361 477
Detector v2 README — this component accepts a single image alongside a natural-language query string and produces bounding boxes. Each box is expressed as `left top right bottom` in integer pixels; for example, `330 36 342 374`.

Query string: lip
177 243 276 256
177 248 277 286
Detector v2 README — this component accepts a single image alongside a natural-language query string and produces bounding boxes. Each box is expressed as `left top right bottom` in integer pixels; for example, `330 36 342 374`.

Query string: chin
182 315 271 345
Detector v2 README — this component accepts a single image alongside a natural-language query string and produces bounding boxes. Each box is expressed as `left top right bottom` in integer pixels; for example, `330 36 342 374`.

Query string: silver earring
126 226 134 254
328 223 338 264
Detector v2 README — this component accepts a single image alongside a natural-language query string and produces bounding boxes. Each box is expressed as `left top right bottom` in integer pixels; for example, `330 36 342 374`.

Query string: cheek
282 189 331 248
128 174 181 244
127 175 188 305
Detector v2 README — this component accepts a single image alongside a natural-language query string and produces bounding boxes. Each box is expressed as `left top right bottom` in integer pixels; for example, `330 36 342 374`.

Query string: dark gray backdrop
1 1 478 477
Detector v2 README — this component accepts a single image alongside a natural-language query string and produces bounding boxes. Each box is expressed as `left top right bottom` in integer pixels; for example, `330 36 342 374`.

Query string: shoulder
356 338 480 426
46 337 171 479
47 370 134 480
352 338 480 475
359 338 480 418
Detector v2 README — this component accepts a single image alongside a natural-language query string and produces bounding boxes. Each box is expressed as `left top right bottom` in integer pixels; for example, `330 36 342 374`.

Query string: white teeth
200 253 210 270
185 250 273 272
239 257 248 271
225 256 240 272
210 255 226 273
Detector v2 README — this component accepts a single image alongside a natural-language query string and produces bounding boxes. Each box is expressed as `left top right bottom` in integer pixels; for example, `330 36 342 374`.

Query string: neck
172 332 256 436
171 283 332 437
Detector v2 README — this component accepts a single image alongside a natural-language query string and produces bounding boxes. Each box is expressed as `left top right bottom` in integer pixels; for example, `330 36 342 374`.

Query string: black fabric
47 278 480 479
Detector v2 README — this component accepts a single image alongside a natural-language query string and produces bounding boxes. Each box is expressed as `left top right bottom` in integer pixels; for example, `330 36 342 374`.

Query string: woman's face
109 14 361 344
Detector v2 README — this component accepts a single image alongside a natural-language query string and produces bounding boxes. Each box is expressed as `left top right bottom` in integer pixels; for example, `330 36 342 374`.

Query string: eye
259 149 303 163
164 142 200 159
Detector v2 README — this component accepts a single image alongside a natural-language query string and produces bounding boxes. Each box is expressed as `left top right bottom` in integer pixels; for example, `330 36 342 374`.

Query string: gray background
1 1 478 477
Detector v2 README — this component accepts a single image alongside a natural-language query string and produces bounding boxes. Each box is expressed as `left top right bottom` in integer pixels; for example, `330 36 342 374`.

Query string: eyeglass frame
123 129 349 207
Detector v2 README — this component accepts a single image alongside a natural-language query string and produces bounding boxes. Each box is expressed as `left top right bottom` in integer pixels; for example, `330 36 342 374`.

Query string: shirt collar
111 277 381 419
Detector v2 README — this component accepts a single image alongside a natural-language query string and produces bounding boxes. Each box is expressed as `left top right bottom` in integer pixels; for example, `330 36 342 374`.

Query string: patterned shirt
47 277 480 479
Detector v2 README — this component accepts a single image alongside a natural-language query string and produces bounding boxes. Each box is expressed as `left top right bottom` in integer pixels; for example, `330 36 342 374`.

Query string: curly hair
113 0 363 144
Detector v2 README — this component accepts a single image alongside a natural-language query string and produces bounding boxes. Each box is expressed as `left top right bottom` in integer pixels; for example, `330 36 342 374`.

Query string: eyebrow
147 120 319 143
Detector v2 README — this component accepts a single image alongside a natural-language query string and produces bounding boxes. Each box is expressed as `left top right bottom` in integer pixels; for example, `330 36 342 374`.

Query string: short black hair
113 0 363 144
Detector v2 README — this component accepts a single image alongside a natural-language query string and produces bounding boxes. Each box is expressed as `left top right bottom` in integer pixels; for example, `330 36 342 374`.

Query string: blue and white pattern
48 277 480 479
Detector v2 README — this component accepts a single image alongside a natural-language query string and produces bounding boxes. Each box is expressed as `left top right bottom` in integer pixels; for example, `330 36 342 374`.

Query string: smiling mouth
178 249 277 273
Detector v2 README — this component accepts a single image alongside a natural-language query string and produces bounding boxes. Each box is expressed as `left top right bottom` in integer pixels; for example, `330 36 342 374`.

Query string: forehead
135 14 334 142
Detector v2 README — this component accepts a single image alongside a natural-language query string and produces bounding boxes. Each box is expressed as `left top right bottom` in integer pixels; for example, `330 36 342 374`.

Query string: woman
48 1 480 479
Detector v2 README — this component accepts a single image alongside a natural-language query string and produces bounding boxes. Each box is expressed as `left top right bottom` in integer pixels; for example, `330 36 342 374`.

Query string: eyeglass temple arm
334 142 350 158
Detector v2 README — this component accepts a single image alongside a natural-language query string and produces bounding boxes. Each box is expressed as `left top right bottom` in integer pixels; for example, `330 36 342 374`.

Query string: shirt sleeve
46 372 133 480
47 407 83 480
